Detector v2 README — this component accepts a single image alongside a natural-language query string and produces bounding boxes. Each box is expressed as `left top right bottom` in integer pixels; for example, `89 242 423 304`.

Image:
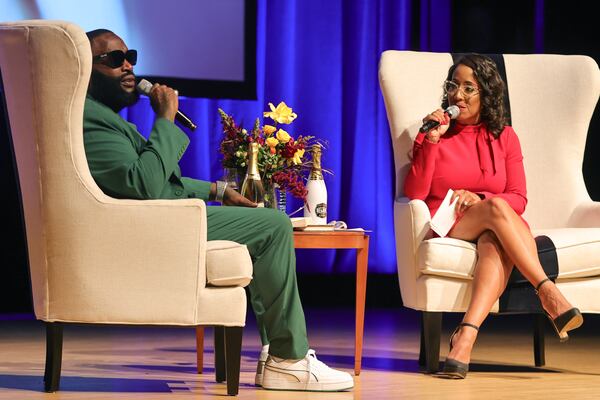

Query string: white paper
430 189 458 237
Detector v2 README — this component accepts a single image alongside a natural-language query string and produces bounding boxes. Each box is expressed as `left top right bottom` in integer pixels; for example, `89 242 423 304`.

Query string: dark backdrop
1 1 598 312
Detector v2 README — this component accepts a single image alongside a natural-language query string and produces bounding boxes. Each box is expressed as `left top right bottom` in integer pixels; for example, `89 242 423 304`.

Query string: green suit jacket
83 96 211 200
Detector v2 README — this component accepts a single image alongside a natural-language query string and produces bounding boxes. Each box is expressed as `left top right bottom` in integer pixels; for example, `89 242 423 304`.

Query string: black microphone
136 79 197 131
419 105 460 133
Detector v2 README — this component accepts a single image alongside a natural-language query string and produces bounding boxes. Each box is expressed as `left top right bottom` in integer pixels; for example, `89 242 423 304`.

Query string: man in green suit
83 29 353 392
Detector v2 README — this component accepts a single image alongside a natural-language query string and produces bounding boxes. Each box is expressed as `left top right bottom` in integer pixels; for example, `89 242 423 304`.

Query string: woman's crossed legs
446 197 576 364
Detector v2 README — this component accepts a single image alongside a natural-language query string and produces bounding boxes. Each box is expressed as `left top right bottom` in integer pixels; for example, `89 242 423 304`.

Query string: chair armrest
394 197 432 253
393 197 431 309
567 200 600 228
45 197 210 325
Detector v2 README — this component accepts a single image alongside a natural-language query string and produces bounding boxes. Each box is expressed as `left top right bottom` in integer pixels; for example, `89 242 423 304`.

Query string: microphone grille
447 105 460 119
136 79 153 95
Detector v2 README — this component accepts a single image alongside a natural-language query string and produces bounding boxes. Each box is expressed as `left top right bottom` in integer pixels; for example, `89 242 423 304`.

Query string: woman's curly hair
441 54 508 138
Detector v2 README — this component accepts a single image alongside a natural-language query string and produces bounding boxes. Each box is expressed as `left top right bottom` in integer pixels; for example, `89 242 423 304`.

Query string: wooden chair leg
214 326 226 383
420 311 442 374
196 327 205 374
533 313 546 367
44 322 63 392
224 326 243 396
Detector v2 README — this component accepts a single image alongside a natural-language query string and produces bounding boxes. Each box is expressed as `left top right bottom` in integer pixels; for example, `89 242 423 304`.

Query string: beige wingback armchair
0 20 252 395
380 50 600 372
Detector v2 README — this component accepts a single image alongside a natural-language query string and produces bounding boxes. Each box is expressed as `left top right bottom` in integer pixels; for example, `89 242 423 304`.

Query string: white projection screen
0 0 257 99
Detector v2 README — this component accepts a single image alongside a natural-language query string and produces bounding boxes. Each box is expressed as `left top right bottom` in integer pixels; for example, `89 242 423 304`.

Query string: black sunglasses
93 49 137 68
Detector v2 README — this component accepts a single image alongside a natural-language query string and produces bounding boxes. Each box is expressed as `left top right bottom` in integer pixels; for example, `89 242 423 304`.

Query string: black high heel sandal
535 278 583 342
437 322 479 379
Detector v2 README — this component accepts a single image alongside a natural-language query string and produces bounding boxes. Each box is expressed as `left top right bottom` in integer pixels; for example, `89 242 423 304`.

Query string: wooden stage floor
1 308 600 399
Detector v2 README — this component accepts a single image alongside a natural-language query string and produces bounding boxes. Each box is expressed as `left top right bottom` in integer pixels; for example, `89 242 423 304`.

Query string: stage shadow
153 347 558 375
86 353 259 375
310 352 563 375
86 363 215 374
156 347 263 359
78 347 568 377
466 362 558 373
0 374 182 392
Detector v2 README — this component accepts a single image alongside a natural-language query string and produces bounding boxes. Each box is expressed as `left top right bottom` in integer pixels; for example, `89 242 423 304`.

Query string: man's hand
223 187 258 207
149 83 178 122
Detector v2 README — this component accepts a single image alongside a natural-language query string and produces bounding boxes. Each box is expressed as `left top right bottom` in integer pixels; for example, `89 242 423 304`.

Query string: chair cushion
418 237 477 280
533 228 600 279
417 228 600 280
206 241 253 287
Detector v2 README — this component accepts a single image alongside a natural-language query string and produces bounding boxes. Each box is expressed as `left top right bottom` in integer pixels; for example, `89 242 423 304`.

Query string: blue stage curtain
121 0 450 273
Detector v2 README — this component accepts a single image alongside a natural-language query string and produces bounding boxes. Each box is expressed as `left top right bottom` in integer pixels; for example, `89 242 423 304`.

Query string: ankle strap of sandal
459 322 479 331
535 278 551 294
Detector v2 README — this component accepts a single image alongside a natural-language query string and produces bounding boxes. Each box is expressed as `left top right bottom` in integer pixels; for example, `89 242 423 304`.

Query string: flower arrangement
218 102 316 203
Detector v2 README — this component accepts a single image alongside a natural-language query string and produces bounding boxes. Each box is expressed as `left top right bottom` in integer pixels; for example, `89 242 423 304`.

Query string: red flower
273 170 308 201
281 142 298 158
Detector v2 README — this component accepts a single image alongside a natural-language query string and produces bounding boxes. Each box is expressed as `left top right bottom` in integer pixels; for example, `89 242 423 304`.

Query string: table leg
355 235 369 375
196 327 204 374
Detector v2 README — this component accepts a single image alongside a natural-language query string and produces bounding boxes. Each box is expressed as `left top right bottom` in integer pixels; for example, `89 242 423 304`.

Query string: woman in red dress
404 54 583 378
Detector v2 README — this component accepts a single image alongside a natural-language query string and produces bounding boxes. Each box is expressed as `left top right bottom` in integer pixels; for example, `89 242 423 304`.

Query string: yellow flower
266 137 279 148
263 124 277 135
263 102 298 124
292 149 305 165
276 129 291 143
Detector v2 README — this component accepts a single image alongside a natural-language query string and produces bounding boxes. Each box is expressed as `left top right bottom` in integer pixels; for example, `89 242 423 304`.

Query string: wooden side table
293 230 370 375
195 230 370 376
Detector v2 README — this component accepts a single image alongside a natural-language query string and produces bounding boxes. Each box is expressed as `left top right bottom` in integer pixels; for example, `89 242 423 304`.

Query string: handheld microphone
419 105 460 133
136 79 197 131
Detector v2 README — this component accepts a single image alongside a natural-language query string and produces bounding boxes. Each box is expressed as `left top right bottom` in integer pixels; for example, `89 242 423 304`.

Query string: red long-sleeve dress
404 123 528 223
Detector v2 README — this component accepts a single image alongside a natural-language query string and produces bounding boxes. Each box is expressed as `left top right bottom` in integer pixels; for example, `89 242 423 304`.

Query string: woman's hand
422 108 451 143
451 189 481 215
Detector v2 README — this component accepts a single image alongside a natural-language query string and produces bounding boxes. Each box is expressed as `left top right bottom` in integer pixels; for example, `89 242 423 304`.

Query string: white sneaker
262 349 354 392
255 344 269 386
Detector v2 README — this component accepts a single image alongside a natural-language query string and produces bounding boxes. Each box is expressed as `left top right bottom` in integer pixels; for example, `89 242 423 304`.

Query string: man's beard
88 70 140 112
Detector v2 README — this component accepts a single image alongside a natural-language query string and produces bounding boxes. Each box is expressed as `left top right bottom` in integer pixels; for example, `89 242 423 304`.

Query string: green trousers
206 206 309 359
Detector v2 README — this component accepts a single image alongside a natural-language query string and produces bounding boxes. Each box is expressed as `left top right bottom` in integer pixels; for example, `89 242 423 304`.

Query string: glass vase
263 181 278 209
223 167 242 192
